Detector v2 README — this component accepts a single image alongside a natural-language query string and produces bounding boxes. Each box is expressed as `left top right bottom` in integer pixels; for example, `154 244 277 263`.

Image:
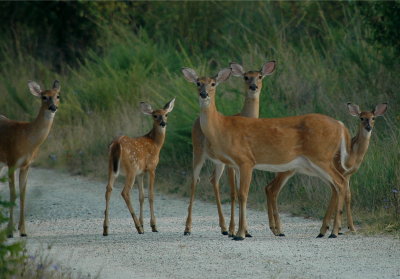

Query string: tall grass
0 2 398 231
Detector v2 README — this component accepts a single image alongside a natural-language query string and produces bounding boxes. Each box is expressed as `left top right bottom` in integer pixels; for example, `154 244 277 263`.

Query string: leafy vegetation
0 195 25 277
0 1 398 236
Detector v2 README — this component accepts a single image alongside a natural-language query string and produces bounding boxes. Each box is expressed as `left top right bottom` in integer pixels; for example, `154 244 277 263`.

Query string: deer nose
249 84 258 91
49 104 58 112
160 121 166 127
365 124 371 132
200 91 208 99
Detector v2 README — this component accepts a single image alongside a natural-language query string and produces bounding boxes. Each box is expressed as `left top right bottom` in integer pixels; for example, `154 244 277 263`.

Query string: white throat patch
44 110 56 120
199 96 211 107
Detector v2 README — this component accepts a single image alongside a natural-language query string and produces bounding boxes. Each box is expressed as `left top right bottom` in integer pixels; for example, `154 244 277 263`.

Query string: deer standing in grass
265 103 387 238
182 67 349 240
184 61 276 237
103 98 175 236
0 80 61 237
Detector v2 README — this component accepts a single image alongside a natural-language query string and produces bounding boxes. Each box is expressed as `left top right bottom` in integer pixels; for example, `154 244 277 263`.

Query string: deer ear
182 68 198 83
230 62 245 77
140 102 153 115
373 103 387 117
347 103 361 116
215 68 231 85
164 98 175 113
52 80 61 93
28 81 42 97
261 61 276 76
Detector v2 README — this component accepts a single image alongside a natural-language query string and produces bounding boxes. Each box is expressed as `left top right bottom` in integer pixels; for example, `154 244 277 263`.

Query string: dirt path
1 168 399 278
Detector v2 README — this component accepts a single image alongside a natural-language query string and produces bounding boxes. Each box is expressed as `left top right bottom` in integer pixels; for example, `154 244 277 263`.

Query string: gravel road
1 168 399 279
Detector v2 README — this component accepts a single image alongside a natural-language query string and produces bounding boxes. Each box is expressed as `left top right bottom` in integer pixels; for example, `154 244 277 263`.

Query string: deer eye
165 114 168 117
244 76 248 80
360 117 364 121
211 83 216 86
153 115 157 118
259 75 262 79
372 117 375 120
41 96 47 100
57 95 60 99
196 82 201 87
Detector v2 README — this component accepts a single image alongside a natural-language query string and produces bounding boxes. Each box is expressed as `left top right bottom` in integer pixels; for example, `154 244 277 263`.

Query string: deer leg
331 180 345 238
103 167 117 236
121 172 143 234
227 167 236 237
184 152 205 236
211 163 227 235
18 166 30 237
266 171 294 237
344 178 356 232
234 165 253 241
148 170 158 232
138 174 145 230
314 162 346 238
7 168 16 238
318 184 338 238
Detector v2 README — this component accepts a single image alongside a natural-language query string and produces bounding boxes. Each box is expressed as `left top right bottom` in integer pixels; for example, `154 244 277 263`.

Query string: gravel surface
1 168 399 279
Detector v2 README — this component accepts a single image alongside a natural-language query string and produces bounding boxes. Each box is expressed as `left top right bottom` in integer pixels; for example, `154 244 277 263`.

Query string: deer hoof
184 231 191 236
233 236 245 241
245 232 253 238
328 234 337 238
20 233 27 237
222 231 229 236
316 233 324 238
278 233 285 237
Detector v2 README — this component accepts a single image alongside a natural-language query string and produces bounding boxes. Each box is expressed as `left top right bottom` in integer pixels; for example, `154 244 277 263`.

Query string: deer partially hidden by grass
103 98 175 236
265 103 387 237
0 80 61 237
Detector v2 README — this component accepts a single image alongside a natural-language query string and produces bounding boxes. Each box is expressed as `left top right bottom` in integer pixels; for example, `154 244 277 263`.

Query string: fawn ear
230 62 245 77
140 102 153 115
52 80 61 93
164 98 175 113
182 68 198 83
347 103 361 116
373 103 387 117
28 81 42 97
261 61 276 76
215 68 231 85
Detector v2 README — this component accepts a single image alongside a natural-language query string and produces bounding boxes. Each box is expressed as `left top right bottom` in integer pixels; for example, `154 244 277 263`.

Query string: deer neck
348 126 371 169
199 97 222 143
148 123 166 148
240 91 260 118
27 105 56 148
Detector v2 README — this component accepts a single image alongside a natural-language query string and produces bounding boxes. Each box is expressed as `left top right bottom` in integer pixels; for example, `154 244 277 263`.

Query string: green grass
0 2 399 234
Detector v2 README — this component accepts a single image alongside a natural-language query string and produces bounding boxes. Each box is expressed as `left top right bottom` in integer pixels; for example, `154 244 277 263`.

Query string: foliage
359 1 400 55
0 196 25 278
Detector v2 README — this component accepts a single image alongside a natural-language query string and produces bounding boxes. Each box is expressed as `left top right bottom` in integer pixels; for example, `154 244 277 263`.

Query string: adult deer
265 103 387 237
184 61 276 237
0 80 61 237
103 98 175 236
182 67 348 240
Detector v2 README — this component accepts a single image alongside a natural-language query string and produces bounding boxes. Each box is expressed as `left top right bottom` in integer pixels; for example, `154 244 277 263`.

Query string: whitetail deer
265 103 387 238
182 67 349 240
184 61 276 237
0 80 61 237
103 98 175 236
